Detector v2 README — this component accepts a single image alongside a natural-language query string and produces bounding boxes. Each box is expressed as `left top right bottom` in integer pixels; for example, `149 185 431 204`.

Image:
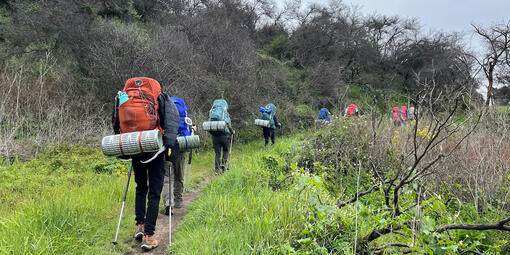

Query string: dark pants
263 128 275 146
163 153 186 207
212 135 230 172
132 153 165 236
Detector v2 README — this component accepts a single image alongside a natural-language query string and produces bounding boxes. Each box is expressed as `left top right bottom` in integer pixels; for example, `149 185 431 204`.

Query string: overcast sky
311 0 510 52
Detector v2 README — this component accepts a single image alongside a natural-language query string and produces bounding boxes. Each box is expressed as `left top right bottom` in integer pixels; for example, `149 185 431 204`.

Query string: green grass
170 137 311 254
0 142 218 254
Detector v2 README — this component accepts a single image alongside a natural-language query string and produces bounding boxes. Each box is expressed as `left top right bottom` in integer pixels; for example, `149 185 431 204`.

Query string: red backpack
346 104 359 117
117 77 162 133
400 106 409 121
392 107 401 122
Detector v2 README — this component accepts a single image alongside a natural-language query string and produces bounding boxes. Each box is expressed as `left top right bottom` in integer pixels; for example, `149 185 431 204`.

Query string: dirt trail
126 177 212 255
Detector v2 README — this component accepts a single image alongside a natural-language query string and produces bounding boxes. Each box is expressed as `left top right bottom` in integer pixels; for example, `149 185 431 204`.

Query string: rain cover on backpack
261 104 276 129
319 108 331 121
208 99 230 135
400 106 409 121
346 104 359 117
170 97 192 137
392 107 401 122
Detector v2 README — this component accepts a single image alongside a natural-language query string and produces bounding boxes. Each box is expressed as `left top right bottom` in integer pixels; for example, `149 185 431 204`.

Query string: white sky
310 0 510 53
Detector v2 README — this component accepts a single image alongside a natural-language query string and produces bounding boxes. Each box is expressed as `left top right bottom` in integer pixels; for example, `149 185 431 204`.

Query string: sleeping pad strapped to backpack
171 97 200 151
261 104 276 129
208 99 230 136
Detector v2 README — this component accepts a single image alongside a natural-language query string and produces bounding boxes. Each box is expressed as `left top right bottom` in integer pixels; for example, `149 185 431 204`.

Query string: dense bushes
0 0 486 159
285 116 510 254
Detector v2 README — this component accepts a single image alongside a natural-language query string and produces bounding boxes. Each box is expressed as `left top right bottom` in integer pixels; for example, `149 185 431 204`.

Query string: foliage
0 142 216 254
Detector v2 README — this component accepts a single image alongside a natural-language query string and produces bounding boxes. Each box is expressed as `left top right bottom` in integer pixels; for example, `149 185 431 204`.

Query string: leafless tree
472 22 510 106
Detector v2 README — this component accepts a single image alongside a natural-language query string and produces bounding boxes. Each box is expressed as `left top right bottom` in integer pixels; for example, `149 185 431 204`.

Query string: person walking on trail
112 78 179 251
344 104 361 117
259 104 280 147
318 108 331 122
163 97 195 215
392 107 402 126
206 99 234 174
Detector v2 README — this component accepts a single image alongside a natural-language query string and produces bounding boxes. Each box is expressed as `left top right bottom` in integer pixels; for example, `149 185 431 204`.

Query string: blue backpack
319 108 331 121
260 104 276 129
170 97 192 137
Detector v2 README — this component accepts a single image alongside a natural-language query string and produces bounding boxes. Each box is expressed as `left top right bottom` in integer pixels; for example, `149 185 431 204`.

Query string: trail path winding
126 177 212 255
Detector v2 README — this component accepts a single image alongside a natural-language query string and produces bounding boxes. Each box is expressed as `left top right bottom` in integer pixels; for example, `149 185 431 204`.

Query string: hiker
259 104 280 147
400 106 409 122
162 97 195 215
391 107 402 126
112 77 179 251
345 104 361 117
318 108 331 122
206 99 234 174
408 107 415 120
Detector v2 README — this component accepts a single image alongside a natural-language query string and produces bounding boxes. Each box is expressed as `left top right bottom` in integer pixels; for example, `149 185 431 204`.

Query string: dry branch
436 217 510 233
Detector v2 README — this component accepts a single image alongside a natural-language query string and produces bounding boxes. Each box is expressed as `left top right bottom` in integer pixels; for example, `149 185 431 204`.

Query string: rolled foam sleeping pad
101 130 163 157
315 119 330 124
177 135 201 151
254 119 270 128
202 121 227 132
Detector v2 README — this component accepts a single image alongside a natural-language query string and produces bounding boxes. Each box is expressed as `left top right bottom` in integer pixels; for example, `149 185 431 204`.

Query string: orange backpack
118 77 162 133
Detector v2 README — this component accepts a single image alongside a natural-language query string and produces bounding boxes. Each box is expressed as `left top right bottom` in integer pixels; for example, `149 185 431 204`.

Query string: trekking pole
227 133 234 170
184 150 193 191
169 169 172 247
113 164 133 246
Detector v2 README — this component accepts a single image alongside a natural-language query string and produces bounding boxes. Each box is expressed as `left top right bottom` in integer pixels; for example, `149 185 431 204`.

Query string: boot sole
134 232 144 241
141 244 158 251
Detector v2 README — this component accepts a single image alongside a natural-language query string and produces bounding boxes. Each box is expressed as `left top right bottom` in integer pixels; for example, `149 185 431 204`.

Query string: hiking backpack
117 77 162 133
392 107 401 122
319 108 331 121
261 104 276 129
408 107 415 120
346 104 359 117
170 97 192 137
208 99 230 135
400 106 409 121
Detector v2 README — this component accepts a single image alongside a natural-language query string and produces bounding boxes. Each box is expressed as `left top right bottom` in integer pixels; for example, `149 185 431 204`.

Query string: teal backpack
208 99 230 135
261 104 276 129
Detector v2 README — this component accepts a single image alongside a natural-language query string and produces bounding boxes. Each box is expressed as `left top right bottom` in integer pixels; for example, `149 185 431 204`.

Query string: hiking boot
174 199 183 209
141 234 159 251
133 224 144 241
165 206 175 215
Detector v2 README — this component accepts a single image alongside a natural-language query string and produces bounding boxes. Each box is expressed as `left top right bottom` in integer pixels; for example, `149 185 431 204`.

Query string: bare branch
436 217 510 233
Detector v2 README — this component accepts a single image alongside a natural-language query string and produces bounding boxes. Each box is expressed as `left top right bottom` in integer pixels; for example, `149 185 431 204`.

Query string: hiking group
315 104 361 123
107 77 287 251
391 106 415 126
106 77 415 251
